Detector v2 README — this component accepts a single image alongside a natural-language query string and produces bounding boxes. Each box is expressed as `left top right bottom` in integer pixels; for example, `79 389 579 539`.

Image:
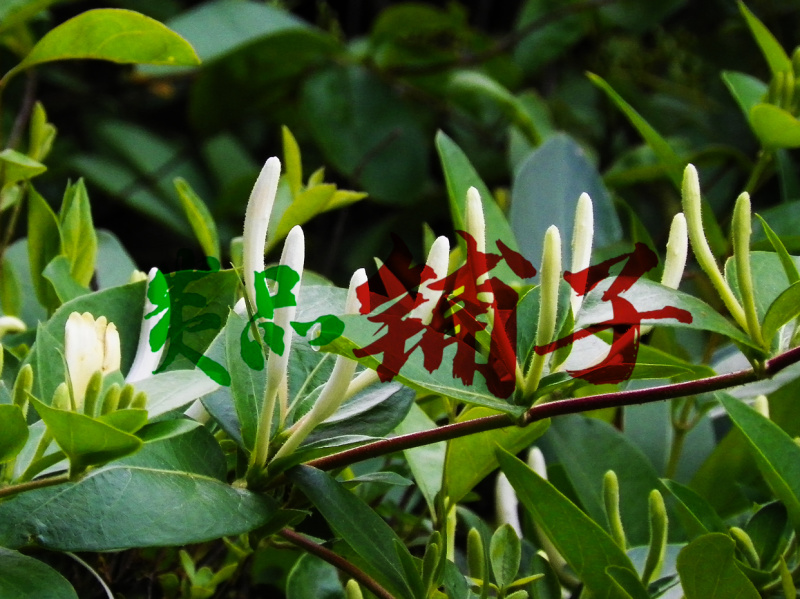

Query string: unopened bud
100 384 121 415
467 528 485 581
603 471 626 550
344 580 363 599
82 371 104 417
131 391 148 410
12 364 33 417
118 384 135 410
52 383 71 411
642 489 668 585
753 394 770 418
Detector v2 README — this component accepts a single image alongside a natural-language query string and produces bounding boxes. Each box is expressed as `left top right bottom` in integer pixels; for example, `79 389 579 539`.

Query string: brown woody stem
307 345 800 472
278 528 396 599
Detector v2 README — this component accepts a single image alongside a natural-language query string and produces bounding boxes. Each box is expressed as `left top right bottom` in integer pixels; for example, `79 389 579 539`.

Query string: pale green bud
100 384 121 415
344 580 363 599
681 165 747 331
467 528 485 581
83 371 104 417
733 192 766 348
603 471 627 550
12 364 33 416
730 526 760 568
524 225 561 397
642 489 668 585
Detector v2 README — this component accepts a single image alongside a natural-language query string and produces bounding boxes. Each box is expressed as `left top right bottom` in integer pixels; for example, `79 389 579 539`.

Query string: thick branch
307 345 800 472
278 528 396 599
0 473 69 500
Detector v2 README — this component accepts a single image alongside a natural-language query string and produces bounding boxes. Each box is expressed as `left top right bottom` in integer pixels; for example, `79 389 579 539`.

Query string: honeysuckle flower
273 268 367 461
682 164 748 331
570 193 594 318
524 225 562 397
243 157 281 312
64 312 121 412
641 212 688 336
126 267 168 384
465 186 492 304
252 224 305 469
408 235 450 325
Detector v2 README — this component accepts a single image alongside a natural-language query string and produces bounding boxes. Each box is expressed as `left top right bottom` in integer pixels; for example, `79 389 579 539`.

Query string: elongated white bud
273 268 367 461
409 235 450 325
243 157 281 311
641 213 689 336
495 473 522 536
570 193 594 317
252 225 305 469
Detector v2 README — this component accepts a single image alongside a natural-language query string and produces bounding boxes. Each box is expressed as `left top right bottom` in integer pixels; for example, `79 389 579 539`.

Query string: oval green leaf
750 103 800 148
10 9 199 80
0 404 28 463
677 533 760 599
0 465 276 550
0 548 77 599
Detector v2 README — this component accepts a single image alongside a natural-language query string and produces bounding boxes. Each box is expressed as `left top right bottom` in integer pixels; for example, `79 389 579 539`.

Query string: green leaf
660 479 726 539
0 404 28 463
579 276 762 350
447 70 540 145
726 251 797 324
42 255 90 304
721 71 768 119
394 403 446 514
761 281 800 344
95 230 137 289
677 533 760 599
175 177 220 261
755 214 800 285
435 130 523 284
746 502 789 568
286 553 345 599
497 448 646 599
58 179 97 287
29 395 142 473
0 149 46 185
750 103 800 148
288 465 420 599
140 0 311 76
604 566 651 599
118 420 226 480
26 187 61 312
266 185 335 253
490 523 521 588
328 316 525 415
720 393 800 533
304 382 415 445
131 370 219 420
0 548 78 599
510 133 622 270
446 407 549 504
0 464 276 550
514 0 590 74
282 125 303 198
6 8 200 81
225 309 263 452
738 2 791 77
301 64 427 205
588 73 684 188
542 415 662 546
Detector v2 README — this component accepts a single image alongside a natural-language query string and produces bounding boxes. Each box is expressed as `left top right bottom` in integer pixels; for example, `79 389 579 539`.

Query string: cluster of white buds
64 312 121 411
